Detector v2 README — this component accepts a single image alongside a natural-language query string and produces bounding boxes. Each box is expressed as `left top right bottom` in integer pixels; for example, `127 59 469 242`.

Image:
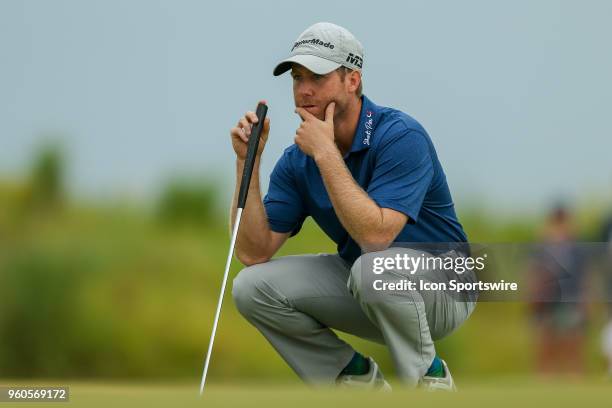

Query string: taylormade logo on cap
273 22 364 76
291 38 335 52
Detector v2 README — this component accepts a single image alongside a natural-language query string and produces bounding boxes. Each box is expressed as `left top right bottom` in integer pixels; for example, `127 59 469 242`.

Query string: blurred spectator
528 204 588 376
601 213 612 376
602 320 612 377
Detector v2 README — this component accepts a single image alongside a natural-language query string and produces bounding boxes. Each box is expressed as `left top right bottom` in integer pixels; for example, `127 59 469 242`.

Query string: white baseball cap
273 22 364 76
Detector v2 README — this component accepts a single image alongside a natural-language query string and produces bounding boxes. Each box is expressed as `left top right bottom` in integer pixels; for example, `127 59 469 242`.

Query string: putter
199 102 268 395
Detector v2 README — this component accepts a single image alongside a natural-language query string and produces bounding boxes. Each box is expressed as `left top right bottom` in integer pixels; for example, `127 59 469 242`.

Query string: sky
1 0 611 215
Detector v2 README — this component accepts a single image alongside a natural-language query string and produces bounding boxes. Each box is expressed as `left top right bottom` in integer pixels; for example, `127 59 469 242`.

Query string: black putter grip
237 103 268 209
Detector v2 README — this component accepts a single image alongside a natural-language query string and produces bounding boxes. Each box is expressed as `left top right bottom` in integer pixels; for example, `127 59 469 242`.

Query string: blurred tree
156 177 218 226
24 142 65 211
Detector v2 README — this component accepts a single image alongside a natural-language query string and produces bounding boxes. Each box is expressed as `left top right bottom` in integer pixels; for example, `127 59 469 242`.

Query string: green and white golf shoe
336 357 392 391
418 359 457 392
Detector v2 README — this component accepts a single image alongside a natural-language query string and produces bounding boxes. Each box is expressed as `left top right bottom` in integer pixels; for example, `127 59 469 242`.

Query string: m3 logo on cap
346 53 363 68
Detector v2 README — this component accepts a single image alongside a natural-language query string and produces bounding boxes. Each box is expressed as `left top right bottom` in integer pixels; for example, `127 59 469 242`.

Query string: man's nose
295 81 315 97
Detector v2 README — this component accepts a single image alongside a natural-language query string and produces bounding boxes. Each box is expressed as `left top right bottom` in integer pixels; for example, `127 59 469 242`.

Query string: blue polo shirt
263 95 467 265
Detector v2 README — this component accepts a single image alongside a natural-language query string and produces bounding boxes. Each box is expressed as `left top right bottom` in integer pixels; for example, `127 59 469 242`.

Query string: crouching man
228 22 476 390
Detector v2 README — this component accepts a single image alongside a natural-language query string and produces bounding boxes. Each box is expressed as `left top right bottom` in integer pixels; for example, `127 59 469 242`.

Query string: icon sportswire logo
291 38 335 52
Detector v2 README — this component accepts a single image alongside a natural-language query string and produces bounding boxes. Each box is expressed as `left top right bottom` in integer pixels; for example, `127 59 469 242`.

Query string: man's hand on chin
294 102 339 161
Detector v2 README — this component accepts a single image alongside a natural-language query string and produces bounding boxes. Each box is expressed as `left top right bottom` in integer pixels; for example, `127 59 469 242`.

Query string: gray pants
231 248 476 386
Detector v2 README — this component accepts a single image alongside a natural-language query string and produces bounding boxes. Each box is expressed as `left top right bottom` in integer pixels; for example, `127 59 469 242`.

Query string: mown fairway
3 379 611 408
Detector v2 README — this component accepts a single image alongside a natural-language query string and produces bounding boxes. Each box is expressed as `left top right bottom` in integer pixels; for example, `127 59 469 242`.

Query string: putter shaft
199 103 267 395
199 207 243 395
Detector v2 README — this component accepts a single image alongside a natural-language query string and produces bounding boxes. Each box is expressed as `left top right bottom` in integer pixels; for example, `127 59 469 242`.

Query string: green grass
1 181 611 380
3 379 612 408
